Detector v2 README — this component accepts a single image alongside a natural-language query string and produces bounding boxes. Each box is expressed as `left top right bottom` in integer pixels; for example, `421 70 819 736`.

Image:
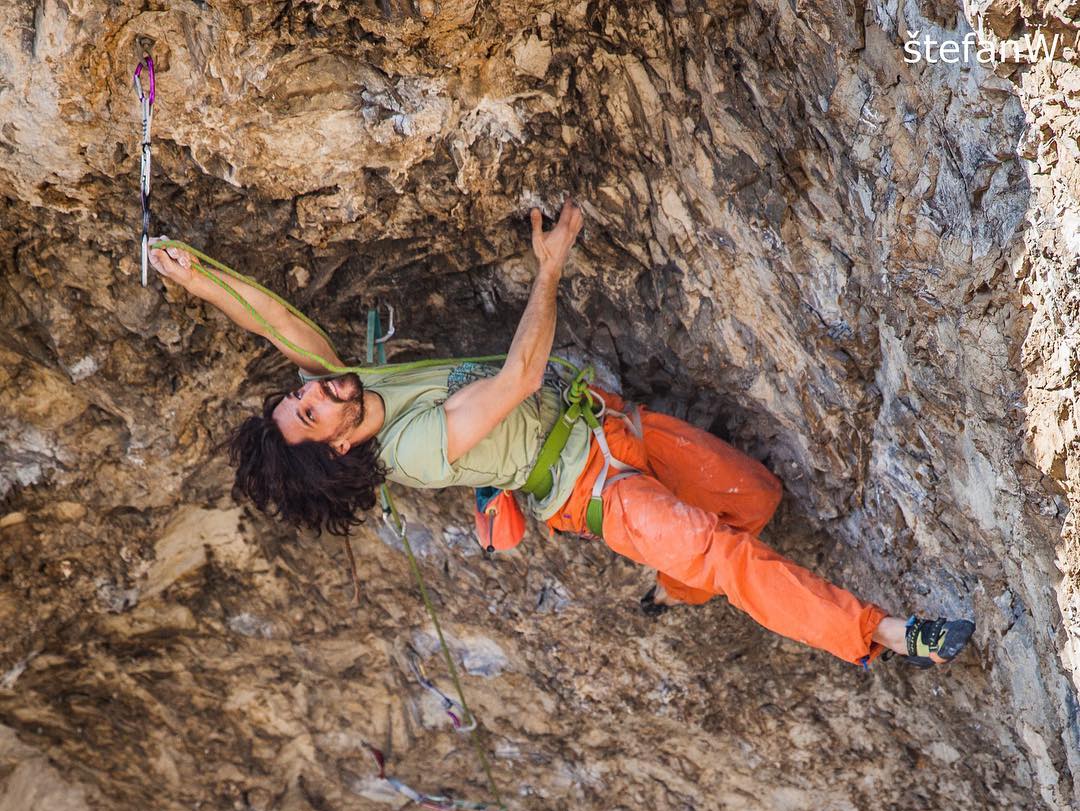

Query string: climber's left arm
148 246 343 374
443 201 583 463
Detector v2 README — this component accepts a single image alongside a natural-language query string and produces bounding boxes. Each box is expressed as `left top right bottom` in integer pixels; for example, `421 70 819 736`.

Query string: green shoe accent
902 616 975 669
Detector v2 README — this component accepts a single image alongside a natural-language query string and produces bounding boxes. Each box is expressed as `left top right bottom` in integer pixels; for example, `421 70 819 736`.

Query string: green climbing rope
149 238 582 381
367 299 505 809
150 238 514 808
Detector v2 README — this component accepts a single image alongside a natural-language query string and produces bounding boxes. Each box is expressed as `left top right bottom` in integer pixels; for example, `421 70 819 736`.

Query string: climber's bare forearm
498 264 561 393
445 264 561 462
149 246 342 373
182 271 271 337
498 202 583 392
182 272 342 372
443 201 583 463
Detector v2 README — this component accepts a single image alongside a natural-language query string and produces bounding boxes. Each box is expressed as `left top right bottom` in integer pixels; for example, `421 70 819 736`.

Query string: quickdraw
408 650 477 733
366 745 496 811
133 54 156 287
367 303 395 364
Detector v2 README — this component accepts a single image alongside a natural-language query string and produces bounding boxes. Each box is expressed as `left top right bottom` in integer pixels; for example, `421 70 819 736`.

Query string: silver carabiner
374 303 395 345
587 387 608 421
382 509 406 538
407 651 477 733
133 55 155 287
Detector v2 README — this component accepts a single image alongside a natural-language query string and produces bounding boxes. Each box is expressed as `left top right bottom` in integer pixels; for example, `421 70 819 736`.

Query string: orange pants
546 392 888 665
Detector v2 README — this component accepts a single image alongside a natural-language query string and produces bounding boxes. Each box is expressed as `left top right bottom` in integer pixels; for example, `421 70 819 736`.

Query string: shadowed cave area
2 0 1080 809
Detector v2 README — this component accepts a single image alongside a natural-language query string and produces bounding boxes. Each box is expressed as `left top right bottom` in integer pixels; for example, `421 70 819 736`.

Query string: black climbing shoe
902 616 975 669
640 586 670 618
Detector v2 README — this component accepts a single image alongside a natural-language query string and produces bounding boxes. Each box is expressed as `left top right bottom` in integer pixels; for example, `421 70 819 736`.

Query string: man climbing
148 200 975 669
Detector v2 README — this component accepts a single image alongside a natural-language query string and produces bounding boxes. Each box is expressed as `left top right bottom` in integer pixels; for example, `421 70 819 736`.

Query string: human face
272 374 365 450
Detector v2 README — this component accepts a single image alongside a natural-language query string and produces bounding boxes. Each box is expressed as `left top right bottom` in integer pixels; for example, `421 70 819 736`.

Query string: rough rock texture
1 0 1077 808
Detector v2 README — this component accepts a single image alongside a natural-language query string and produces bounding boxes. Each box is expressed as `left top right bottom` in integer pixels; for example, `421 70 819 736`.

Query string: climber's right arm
148 246 343 374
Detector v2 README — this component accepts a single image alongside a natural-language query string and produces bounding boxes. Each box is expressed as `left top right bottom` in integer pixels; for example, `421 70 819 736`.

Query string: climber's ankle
652 582 686 607
873 615 929 657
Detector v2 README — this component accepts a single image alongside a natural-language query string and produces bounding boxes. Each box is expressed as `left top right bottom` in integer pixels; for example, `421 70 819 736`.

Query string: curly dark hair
227 390 387 536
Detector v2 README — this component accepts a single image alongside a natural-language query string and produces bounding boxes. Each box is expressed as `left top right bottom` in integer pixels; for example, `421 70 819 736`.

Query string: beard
321 374 366 430
321 373 363 403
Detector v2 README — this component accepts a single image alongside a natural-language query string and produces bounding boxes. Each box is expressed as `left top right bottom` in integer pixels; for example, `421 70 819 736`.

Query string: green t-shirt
298 362 590 521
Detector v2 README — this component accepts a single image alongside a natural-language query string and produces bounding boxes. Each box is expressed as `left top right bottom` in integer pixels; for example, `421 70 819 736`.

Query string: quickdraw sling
133 53 155 287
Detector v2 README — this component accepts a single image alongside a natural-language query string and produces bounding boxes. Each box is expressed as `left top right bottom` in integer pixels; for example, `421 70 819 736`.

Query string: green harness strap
518 370 592 500
518 368 612 537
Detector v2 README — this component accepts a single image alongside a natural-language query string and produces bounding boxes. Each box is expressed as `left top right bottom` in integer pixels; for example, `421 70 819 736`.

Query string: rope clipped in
148 238 581 381
371 299 505 808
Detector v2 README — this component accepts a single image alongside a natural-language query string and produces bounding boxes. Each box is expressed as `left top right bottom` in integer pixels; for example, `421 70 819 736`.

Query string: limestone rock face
1 0 1078 808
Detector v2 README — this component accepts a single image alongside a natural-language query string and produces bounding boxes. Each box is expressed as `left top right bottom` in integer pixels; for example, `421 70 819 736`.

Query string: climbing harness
133 54 155 287
366 745 496 810
581 389 640 537
519 368 638 537
408 651 476 732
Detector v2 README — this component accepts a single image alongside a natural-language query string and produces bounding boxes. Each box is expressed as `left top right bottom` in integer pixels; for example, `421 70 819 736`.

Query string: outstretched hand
148 238 196 287
530 200 583 275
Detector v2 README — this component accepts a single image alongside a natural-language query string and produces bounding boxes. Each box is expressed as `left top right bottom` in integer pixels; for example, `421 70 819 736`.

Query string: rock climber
148 200 975 669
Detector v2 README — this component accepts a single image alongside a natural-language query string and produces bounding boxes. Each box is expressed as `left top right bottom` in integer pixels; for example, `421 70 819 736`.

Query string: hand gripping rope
133 54 155 287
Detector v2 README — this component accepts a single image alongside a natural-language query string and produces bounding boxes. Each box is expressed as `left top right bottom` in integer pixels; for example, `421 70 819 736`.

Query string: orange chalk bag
473 487 526 553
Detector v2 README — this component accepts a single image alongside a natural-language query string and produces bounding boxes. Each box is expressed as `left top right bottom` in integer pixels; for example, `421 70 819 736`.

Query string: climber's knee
760 468 783 517
657 572 715 605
